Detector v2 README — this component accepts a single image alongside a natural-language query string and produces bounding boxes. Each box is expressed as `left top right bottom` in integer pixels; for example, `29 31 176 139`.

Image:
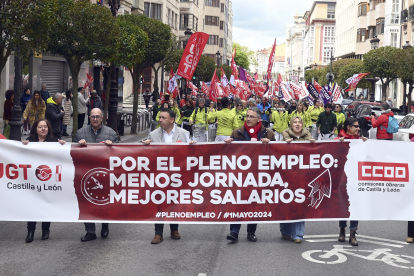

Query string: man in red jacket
371 103 394 140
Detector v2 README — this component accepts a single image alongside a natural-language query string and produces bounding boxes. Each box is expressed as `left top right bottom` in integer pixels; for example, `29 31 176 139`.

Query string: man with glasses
224 106 275 242
75 108 119 242
317 103 337 140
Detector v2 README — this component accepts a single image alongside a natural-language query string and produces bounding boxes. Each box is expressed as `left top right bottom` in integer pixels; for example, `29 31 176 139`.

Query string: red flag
345 73 370 92
220 67 229 87
253 73 258 82
277 74 283 86
313 80 323 93
168 66 179 99
209 69 219 102
84 74 94 89
290 82 302 100
267 39 276 81
177 32 209 80
231 47 239 81
246 71 253 84
201 82 209 96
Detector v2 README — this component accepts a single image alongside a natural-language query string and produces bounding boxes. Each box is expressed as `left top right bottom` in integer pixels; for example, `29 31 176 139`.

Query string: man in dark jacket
40 84 50 103
45 93 64 139
317 103 337 140
87 90 104 125
371 102 394 140
223 106 275 243
75 108 118 242
143 89 152 108
287 100 297 114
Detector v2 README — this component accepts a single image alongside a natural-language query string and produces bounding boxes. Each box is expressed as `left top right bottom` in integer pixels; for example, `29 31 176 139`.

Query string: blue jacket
257 102 272 121
20 94 31 112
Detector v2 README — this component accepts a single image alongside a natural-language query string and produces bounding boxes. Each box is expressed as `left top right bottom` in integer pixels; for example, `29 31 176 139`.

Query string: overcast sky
232 0 312 51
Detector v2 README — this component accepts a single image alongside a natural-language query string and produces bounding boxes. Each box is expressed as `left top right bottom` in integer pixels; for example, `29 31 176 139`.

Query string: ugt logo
35 165 62 182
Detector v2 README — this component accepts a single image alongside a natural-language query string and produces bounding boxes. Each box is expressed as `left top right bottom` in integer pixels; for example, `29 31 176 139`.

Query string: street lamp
402 41 412 114
184 28 193 48
216 51 221 66
370 36 380 50
313 63 318 69
298 66 301 81
326 50 335 86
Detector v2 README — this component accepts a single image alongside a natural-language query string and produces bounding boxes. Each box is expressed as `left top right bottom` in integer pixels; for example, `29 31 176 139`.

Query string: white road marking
304 234 406 247
198 274 207 276
358 235 407 245
304 235 337 238
307 239 338 243
357 239 404 248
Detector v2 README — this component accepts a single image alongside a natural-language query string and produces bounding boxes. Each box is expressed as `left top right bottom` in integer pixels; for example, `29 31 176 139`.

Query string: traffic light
140 76 144 84
192 76 196 80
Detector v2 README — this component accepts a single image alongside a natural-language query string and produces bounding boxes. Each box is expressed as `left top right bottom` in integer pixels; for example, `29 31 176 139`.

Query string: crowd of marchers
2 87 413 246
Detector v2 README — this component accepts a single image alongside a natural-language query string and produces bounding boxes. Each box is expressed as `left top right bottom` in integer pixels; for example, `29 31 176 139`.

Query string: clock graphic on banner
81 168 110 205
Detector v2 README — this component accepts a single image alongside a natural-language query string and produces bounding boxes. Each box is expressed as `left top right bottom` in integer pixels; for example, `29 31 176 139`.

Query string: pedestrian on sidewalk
143 89 152 109
142 108 196 244
61 90 72 137
336 117 368 246
39 84 49 104
21 118 66 243
224 106 275 243
45 93 65 139
75 108 118 242
77 87 88 130
20 88 31 134
23 91 46 134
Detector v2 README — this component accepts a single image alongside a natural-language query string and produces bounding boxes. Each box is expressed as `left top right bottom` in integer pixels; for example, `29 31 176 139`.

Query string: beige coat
282 128 313 141
23 99 46 125
62 98 72 125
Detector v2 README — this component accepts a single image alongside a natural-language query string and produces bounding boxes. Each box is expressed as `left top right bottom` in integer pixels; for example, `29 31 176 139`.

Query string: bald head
90 108 103 117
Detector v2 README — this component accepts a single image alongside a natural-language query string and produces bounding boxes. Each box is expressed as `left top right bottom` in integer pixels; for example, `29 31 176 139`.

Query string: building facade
285 12 307 81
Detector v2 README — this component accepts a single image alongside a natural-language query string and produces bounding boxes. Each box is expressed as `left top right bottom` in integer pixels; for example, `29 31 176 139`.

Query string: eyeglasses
246 115 259 119
237 104 243 106
90 116 102 120
351 125 360 128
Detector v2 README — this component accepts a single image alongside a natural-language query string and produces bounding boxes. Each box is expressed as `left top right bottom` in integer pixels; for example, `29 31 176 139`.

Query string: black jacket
231 125 275 141
28 135 58 142
45 103 64 134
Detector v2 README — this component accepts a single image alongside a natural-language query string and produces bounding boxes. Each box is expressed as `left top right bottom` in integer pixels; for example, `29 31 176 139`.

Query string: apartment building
252 43 286 80
285 12 306 81
302 0 336 81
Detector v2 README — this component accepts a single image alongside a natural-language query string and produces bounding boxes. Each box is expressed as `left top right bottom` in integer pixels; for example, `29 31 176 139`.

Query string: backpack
381 116 399 134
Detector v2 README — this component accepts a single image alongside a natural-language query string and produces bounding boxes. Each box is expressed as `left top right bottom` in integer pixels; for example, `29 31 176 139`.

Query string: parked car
355 105 403 137
368 113 413 141
340 98 353 110
345 101 382 118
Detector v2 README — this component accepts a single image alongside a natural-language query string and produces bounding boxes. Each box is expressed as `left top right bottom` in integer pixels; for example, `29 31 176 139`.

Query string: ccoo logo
35 165 53 181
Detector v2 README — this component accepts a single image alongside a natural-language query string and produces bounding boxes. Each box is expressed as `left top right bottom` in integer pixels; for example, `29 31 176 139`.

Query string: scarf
244 121 262 139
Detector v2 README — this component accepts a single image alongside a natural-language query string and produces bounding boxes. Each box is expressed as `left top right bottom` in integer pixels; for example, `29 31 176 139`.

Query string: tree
101 15 148 124
124 16 171 134
194 56 216 83
338 60 371 96
47 0 119 140
394 47 414 111
305 69 325 84
363 46 399 102
232 42 252 69
216 65 232 80
0 0 55 93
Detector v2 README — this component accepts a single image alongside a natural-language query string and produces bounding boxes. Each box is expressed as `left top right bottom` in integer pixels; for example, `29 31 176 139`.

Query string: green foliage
305 69 325 85
363 46 399 101
394 47 414 108
217 65 232 80
0 0 56 73
338 60 370 90
232 42 251 69
164 49 183 72
194 55 216 83
47 0 119 138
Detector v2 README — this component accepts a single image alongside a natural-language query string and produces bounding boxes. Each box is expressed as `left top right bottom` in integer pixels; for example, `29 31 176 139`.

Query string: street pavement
0 220 413 276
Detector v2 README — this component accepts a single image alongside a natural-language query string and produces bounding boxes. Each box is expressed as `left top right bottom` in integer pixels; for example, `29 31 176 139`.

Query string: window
207 35 219 45
376 19 384 34
205 16 219 26
205 0 219 7
219 38 223 47
221 3 224 12
220 21 223 30
324 26 335 43
358 3 367 16
390 33 398 48
368 27 376 38
327 3 335 18
323 47 335 63
309 27 314 43
309 47 314 62
357 28 366 42
175 13 178 30
144 3 161 20
390 0 399 24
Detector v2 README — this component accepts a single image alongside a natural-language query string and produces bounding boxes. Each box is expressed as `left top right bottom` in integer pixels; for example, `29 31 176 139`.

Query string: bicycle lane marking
303 234 407 248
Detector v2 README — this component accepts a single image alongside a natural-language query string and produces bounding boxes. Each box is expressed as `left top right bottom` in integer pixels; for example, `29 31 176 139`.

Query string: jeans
280 222 305 240
154 224 178 236
339 220 358 230
230 224 257 235
27 222 51 232
408 221 414 237
84 223 109 234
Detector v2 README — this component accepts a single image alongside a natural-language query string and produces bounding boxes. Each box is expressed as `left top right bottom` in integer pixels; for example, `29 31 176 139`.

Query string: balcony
410 6 414 22
401 9 408 24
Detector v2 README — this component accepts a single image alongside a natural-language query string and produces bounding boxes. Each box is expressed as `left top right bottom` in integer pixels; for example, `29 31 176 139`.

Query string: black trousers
182 123 193 137
78 113 86 130
408 221 414 237
154 224 178 236
27 222 51 232
53 132 62 139
84 223 109 234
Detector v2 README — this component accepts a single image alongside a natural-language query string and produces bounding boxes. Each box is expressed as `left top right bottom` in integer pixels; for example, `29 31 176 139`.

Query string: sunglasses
237 104 243 106
351 125 360 128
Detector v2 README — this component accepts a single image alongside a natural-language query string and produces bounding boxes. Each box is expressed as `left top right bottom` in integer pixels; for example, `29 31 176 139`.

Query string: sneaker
247 233 257 242
293 239 302 243
226 232 238 242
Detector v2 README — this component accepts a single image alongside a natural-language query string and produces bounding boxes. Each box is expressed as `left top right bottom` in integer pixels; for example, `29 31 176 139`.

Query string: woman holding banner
281 116 315 243
336 117 368 246
21 118 66 243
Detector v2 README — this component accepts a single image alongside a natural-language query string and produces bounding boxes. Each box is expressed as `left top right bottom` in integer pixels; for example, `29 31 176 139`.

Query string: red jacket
335 129 361 140
180 99 186 107
371 111 394 140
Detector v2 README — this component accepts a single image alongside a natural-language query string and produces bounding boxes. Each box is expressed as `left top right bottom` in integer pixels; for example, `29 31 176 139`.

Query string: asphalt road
0 220 413 276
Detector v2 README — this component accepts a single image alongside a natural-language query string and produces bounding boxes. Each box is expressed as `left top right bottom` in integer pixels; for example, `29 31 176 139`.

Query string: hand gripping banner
1 140 414 223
